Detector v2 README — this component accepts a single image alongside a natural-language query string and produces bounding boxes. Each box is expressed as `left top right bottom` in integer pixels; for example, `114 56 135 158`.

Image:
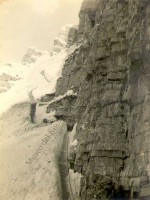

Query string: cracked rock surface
47 0 150 199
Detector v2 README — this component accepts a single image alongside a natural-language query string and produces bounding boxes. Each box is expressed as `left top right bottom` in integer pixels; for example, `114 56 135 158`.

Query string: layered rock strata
47 0 150 199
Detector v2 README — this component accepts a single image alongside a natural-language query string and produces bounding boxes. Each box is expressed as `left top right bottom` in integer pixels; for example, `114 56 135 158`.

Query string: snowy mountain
0 25 77 115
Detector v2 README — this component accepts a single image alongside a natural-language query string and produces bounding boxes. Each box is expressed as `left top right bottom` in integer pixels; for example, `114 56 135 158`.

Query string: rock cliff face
47 0 150 199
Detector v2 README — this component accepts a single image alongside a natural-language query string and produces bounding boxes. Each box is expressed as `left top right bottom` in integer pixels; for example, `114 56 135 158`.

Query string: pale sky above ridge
0 0 83 64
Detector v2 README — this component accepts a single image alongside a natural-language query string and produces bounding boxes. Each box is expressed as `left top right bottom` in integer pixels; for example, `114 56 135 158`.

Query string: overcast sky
0 0 83 64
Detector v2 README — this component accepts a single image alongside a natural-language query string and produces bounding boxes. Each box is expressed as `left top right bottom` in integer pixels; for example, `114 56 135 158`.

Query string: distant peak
52 24 78 54
22 47 49 64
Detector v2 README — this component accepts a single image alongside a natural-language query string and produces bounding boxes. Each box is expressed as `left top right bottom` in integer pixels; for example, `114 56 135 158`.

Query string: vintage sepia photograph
0 0 150 199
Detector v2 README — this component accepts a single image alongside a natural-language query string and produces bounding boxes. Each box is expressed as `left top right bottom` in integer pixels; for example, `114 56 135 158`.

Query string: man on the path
28 88 37 123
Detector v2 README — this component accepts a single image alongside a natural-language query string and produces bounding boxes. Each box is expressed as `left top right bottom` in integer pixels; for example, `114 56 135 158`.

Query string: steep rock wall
47 0 150 199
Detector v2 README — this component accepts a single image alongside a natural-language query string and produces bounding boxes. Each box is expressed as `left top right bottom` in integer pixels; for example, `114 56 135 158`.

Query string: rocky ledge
46 0 150 199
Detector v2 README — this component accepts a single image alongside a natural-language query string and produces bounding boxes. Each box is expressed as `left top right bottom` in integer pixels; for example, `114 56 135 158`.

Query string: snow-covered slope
0 103 67 200
0 25 77 115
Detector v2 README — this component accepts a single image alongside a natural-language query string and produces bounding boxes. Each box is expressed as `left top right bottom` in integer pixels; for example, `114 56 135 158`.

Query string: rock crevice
47 0 150 199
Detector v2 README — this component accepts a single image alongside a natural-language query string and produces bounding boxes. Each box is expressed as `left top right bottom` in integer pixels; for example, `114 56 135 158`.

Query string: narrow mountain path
58 131 70 200
58 128 82 200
